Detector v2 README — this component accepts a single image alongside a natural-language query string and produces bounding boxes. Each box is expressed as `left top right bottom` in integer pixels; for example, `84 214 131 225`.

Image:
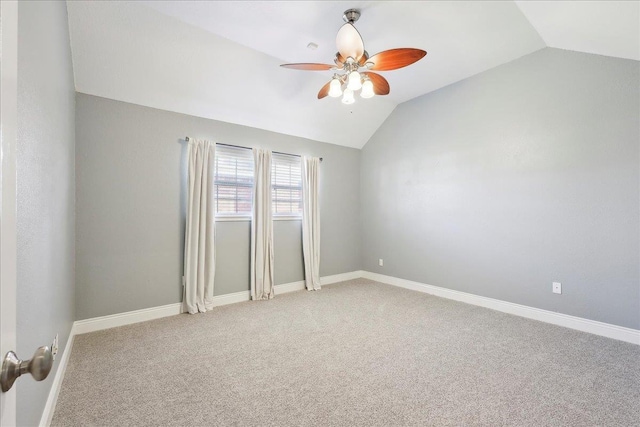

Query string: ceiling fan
280 9 427 104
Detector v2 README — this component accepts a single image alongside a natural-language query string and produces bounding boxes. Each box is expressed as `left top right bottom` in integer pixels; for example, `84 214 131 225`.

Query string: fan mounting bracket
342 9 361 24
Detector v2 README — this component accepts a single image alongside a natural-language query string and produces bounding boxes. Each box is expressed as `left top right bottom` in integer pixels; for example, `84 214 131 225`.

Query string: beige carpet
51 279 640 426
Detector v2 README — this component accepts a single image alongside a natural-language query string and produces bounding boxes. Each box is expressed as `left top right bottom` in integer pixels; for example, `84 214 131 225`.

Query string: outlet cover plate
552 282 562 294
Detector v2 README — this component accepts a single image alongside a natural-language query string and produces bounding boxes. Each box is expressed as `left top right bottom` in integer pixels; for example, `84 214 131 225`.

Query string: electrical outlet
552 282 562 295
51 334 59 360
378 259 383 267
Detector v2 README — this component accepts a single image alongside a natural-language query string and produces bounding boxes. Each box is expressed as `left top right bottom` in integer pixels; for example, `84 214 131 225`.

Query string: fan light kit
281 9 427 104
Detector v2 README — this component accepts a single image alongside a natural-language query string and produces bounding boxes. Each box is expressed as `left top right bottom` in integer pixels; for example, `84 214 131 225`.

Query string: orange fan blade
317 80 332 99
280 63 335 71
362 72 390 95
366 48 426 71
336 23 364 61
335 52 346 68
358 51 369 66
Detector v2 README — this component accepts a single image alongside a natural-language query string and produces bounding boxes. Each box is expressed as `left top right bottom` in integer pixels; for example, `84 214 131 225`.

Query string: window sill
274 215 302 221
215 216 251 222
215 215 302 222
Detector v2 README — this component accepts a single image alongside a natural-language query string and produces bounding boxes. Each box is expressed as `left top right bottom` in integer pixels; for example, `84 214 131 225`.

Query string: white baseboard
212 280 308 307
276 280 306 294
276 271 363 292
72 271 363 336
73 303 183 335
212 290 250 307
321 270 364 285
39 324 76 427
362 271 640 345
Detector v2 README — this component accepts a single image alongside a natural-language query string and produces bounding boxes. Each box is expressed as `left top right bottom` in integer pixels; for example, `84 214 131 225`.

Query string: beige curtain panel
251 148 275 300
183 138 216 313
302 156 321 291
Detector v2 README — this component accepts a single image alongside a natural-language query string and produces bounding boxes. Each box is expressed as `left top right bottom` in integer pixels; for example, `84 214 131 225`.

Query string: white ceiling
66 1 639 149
516 1 640 61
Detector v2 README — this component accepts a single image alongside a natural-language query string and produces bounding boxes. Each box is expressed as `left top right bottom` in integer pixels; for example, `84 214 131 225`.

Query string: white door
0 1 19 425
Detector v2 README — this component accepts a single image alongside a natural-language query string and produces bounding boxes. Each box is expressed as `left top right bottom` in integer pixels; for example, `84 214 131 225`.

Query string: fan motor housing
343 9 361 24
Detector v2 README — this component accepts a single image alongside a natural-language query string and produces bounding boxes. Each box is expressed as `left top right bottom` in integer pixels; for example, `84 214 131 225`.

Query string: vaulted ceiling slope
66 1 639 149
516 1 639 61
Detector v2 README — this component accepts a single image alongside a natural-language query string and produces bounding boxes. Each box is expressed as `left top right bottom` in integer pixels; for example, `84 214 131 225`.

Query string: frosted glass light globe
341 88 355 105
361 79 375 98
328 78 343 98
347 71 362 91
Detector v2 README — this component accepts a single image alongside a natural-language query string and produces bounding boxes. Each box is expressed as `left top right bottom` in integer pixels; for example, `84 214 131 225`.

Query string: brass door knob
1 346 53 392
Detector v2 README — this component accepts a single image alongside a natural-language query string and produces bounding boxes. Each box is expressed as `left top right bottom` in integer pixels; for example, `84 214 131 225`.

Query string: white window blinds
214 144 253 215
272 153 302 216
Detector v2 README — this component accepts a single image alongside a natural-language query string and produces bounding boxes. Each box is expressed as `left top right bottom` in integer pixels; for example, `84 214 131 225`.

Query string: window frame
213 144 254 220
271 153 303 219
212 146 304 221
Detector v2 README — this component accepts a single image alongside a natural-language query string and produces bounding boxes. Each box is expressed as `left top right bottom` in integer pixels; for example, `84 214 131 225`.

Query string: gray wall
361 48 639 329
75 94 361 320
16 2 76 426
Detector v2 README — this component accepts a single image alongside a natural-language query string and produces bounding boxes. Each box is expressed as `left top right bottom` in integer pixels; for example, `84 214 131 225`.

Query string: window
213 146 302 218
272 153 302 216
214 144 253 216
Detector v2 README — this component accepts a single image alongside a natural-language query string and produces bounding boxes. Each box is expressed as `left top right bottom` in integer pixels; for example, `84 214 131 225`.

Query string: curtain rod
185 137 323 162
